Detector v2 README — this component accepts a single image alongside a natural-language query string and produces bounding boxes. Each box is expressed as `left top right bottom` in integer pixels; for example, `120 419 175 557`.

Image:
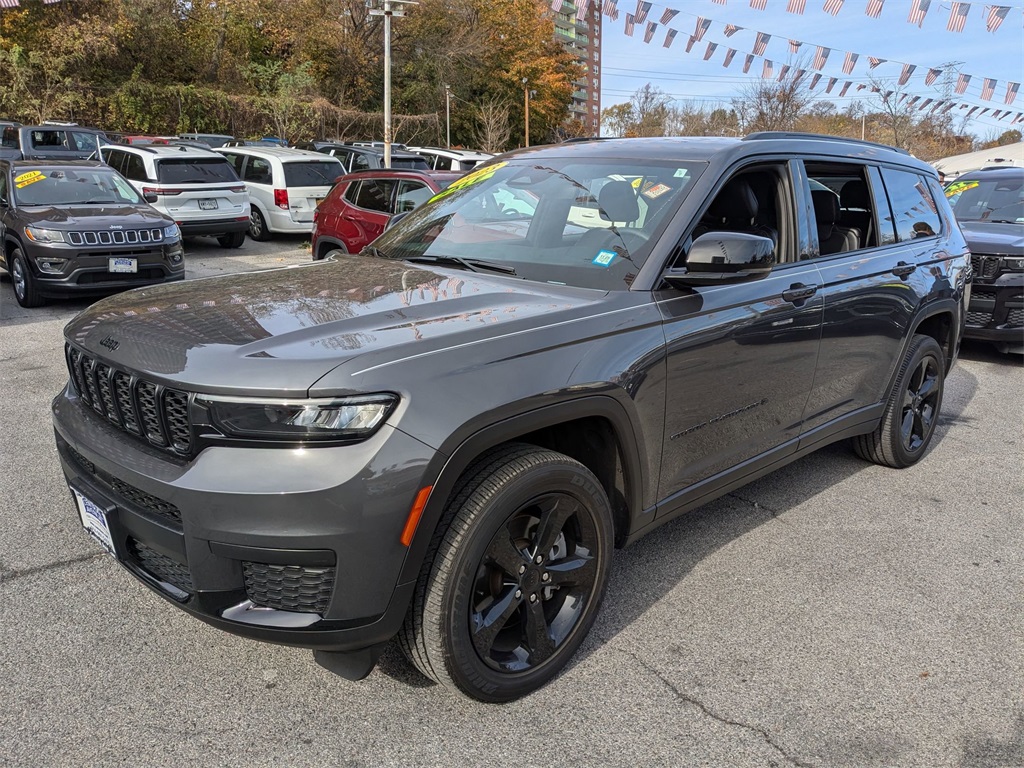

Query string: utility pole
444 84 451 148
368 0 417 168
523 78 530 148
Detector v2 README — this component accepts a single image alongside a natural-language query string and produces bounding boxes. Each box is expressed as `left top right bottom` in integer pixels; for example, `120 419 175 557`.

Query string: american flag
778 64 791 81
787 0 807 13
865 0 884 18
750 0 767 9
867 56 885 69
724 23 742 36
788 39 802 53
965 106 979 118
986 5 1009 32
840 81 852 96
694 17 711 41
633 0 651 23
659 8 678 25
898 63 915 86
810 73 822 89
991 109 1003 119
813 46 830 69
753 31 771 55
663 28 678 47
946 2 969 32
0 0 22 5
843 52 858 74
918 97 933 110
624 12 635 35
907 0 929 27
826 76 838 93
907 96 920 107
924 68 942 86
762 59 774 78
704 42 718 61
576 0 591 21
823 0 844 15
977 108 989 117
713 0 727 4
644 21 657 43
550 0 562 11
602 0 618 17
955 73 970 94
723 48 737 67
1006 82 1020 105
981 78 997 100
743 54 755 73
685 35 697 53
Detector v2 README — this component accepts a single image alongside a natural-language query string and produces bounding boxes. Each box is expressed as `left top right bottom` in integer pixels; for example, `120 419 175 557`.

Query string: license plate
72 488 115 556
199 198 218 210
108 257 137 273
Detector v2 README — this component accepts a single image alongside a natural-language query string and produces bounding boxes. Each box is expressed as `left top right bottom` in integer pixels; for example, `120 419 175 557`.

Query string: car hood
64 254 606 396
16 205 171 228
959 221 1024 256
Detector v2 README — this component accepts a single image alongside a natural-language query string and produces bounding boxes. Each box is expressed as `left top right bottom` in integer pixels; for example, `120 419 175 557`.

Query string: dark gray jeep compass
52 133 970 702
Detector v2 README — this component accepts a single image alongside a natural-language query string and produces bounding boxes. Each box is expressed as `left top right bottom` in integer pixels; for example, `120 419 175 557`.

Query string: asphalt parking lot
0 237 1021 768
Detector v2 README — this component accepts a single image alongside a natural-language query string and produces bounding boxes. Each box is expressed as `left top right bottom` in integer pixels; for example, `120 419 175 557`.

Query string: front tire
11 248 44 308
248 207 271 241
853 334 945 468
217 231 246 248
400 444 614 703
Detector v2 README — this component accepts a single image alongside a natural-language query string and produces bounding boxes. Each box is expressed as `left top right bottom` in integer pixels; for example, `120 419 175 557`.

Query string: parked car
222 139 278 147
0 125 107 161
100 143 250 248
52 133 969 702
178 133 234 148
294 141 430 172
0 160 183 306
944 166 1024 354
119 136 170 146
311 169 462 259
216 146 343 240
407 146 493 171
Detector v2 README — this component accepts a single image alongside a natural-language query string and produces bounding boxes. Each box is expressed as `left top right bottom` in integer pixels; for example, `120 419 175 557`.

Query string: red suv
311 169 462 259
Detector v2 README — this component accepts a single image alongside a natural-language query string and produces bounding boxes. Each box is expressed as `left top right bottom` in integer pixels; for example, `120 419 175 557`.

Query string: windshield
371 157 704 290
946 176 1024 223
284 161 344 187
156 158 239 184
13 167 144 206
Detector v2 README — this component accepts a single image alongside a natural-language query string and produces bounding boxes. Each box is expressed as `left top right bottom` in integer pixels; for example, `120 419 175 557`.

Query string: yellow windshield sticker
428 161 508 203
14 170 44 188
945 180 978 198
631 177 643 189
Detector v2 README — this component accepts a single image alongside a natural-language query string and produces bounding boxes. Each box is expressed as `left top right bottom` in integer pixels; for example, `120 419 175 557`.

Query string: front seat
696 177 778 248
812 189 859 255
576 180 645 256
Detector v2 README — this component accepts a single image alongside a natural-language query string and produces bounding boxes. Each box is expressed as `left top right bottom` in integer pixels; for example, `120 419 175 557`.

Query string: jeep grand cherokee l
1 160 184 307
52 134 969 702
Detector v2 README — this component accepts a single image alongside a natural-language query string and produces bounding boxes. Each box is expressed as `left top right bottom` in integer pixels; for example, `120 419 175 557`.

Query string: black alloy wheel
11 248 44 308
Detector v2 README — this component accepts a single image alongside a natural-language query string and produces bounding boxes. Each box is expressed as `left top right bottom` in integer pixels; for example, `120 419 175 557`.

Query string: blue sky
599 0 1024 140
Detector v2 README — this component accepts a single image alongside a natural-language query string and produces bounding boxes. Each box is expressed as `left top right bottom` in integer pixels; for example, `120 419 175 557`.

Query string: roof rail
742 131 911 155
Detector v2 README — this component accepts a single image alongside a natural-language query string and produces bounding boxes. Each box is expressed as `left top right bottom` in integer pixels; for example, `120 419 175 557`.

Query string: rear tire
399 444 614 703
248 207 271 241
11 248 44 308
217 231 246 248
853 334 945 468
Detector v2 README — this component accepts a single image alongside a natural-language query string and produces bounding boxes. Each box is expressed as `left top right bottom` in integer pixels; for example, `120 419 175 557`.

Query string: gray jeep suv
52 133 970 702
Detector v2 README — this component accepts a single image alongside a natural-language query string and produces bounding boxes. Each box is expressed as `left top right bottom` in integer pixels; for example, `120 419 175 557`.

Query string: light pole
522 78 535 148
368 0 417 168
444 84 452 148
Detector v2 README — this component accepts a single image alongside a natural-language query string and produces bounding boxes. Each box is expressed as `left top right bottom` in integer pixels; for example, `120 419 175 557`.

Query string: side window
353 178 396 212
103 148 126 175
395 180 432 213
244 157 272 184
880 167 942 242
71 131 99 153
123 153 148 181
223 152 244 176
1 129 17 149
804 162 879 255
31 130 66 149
0 171 8 204
343 181 361 204
434 155 453 171
352 152 370 171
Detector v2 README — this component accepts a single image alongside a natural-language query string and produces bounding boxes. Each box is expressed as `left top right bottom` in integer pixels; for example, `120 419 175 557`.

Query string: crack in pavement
0 552 107 586
603 639 815 767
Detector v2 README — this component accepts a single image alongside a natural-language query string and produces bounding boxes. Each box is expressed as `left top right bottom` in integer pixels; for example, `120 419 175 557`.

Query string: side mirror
384 210 411 231
663 231 775 287
144 193 158 204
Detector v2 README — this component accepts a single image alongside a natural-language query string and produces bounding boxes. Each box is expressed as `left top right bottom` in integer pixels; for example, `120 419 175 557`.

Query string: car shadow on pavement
958 339 1024 367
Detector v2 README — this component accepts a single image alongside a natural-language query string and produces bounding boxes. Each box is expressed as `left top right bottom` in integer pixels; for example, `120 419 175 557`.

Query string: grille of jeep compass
242 562 336 614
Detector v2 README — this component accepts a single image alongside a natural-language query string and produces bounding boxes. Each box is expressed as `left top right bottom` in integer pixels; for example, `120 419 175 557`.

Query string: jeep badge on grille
99 336 119 352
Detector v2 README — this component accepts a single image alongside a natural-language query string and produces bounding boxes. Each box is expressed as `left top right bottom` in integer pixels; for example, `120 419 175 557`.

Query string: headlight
163 223 181 241
198 394 398 441
1003 256 1024 272
24 226 66 244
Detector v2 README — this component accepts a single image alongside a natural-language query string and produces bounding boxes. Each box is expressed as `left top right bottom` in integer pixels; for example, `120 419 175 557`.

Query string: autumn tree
600 84 672 137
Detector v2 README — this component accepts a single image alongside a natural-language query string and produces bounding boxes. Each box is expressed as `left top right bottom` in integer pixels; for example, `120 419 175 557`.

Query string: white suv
100 144 250 247
216 147 344 240
407 147 493 171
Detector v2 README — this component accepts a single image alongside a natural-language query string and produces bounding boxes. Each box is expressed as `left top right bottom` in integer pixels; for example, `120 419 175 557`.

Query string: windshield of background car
284 160 344 187
945 175 1024 223
156 158 239 184
371 157 704 290
12 167 144 206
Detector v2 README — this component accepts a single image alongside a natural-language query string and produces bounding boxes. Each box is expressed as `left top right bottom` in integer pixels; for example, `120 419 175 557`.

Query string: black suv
52 134 969 702
944 166 1023 354
294 141 430 172
0 125 107 161
1 160 184 306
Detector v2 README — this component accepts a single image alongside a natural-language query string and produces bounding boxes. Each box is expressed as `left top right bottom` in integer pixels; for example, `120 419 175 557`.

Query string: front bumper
964 271 1024 348
52 386 438 652
31 243 185 297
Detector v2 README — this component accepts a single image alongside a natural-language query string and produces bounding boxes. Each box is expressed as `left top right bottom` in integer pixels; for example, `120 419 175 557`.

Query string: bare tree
473 98 511 153
601 83 672 137
733 64 814 133
665 100 740 136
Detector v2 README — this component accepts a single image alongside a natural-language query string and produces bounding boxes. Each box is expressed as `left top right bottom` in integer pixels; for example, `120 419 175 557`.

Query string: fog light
37 258 68 274
169 249 183 264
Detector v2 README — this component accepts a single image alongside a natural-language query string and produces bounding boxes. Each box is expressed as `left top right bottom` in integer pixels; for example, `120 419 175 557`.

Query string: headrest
599 180 640 223
811 190 840 226
840 179 870 209
708 178 758 222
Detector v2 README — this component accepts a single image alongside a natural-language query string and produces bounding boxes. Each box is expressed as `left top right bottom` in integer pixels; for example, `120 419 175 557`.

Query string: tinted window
243 157 272 184
284 161 343 187
71 131 100 153
354 178 396 212
881 167 942 241
1 128 17 149
102 148 127 175
395 180 432 213
12 167 143 206
0 171 8 204
123 153 148 181
30 131 67 150
805 162 879 254
222 152 245 175
392 156 430 170
945 174 1024 223
156 158 238 184
352 152 371 171
343 181 360 204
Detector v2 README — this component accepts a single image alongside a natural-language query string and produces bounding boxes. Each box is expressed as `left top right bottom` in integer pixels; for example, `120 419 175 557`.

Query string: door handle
892 261 917 279
782 283 818 303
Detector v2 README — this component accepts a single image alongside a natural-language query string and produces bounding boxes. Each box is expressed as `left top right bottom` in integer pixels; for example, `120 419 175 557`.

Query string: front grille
1008 308 1024 326
76 268 165 285
66 344 193 456
128 538 193 593
242 562 335 614
966 310 993 326
969 255 1001 281
66 229 163 247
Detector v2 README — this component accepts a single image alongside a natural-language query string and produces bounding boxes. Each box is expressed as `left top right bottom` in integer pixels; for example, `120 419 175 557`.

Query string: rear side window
102 148 127 175
243 157 272 184
352 153 371 171
392 156 430 170
395 180 432 213
71 132 100 153
1 128 17 149
157 158 238 184
880 167 942 241
284 161 343 187
30 131 67 149
123 153 148 181
222 152 245 176
354 179 396 212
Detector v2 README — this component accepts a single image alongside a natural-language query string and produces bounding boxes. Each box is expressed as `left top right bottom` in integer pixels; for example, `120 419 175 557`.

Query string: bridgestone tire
399 443 614 703
853 334 945 468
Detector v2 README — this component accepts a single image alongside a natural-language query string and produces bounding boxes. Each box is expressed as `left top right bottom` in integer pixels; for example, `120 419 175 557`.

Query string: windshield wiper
405 255 517 275
80 199 117 204
360 245 388 259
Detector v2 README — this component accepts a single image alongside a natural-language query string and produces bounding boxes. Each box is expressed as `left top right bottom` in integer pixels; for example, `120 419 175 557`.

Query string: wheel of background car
320 248 347 262
853 334 945 468
10 248 44 308
217 231 246 248
399 443 614 702
248 207 271 241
